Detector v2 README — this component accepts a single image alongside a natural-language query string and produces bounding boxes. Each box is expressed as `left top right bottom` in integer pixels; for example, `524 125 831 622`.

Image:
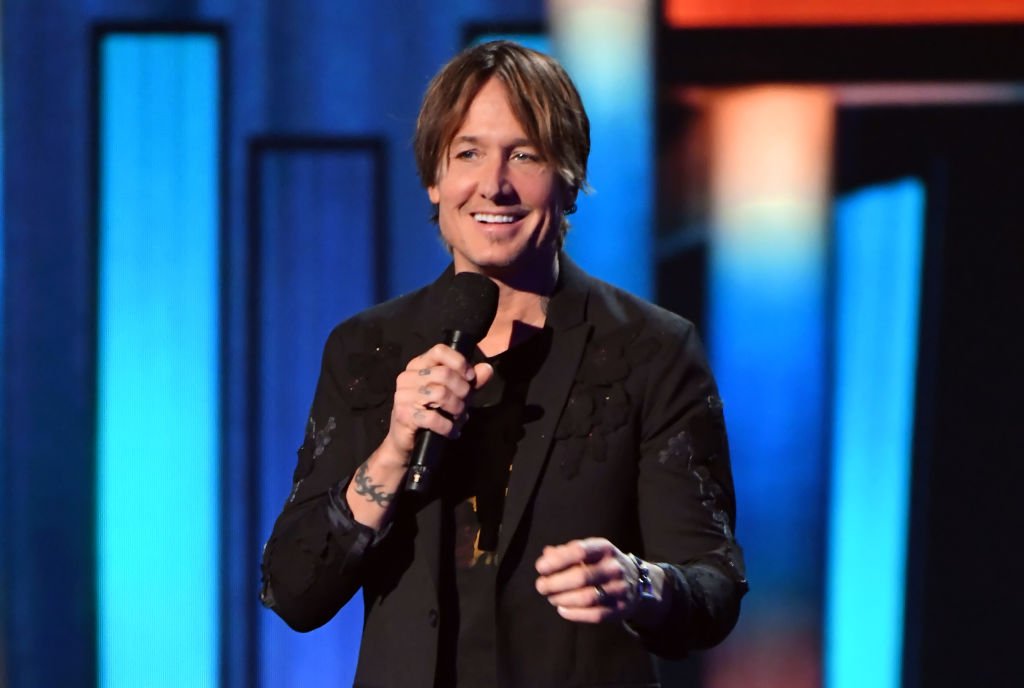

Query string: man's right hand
346 344 494 529
382 343 494 459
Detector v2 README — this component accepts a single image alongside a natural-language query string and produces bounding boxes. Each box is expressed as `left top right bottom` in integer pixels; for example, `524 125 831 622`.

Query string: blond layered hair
414 41 590 247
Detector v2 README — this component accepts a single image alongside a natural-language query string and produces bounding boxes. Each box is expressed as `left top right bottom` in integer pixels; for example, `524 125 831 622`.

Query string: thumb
473 362 495 389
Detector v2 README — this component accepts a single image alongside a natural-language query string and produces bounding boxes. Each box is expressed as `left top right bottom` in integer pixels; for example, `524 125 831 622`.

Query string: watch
629 553 657 603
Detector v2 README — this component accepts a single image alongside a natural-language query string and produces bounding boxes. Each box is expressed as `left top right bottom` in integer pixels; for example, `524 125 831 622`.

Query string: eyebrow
451 135 536 148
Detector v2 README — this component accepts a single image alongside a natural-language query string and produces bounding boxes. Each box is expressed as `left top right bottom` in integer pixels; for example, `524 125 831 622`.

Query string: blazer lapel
496 256 591 564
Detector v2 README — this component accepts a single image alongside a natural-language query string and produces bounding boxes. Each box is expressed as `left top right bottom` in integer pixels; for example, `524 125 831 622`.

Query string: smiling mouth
472 212 522 224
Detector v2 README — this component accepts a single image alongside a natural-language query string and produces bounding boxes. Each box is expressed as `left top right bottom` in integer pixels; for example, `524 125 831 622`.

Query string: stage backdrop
3 2 1023 688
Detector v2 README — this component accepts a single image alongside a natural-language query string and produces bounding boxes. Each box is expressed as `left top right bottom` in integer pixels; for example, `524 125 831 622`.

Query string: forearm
344 440 410 531
261 481 377 631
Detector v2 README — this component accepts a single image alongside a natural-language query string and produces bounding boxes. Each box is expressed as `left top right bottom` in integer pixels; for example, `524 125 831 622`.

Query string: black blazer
261 256 747 688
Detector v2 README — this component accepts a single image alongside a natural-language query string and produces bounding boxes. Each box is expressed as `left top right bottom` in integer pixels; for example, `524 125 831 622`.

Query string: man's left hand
534 538 666 625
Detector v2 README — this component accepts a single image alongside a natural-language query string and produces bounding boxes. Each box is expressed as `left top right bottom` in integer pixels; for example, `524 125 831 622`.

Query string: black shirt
436 327 551 687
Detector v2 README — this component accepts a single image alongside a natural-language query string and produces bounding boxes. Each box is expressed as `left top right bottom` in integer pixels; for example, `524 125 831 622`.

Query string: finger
535 563 591 596
400 383 467 418
397 368 471 403
392 401 456 438
411 407 456 437
555 605 615 624
406 344 474 381
544 578 630 610
535 554 622 596
535 538 612 576
534 542 587 576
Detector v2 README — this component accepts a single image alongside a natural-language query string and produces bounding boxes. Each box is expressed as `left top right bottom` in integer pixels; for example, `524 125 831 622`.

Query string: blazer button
427 609 439 628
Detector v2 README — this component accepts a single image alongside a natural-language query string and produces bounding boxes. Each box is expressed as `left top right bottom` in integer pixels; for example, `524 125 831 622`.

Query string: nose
477 156 512 201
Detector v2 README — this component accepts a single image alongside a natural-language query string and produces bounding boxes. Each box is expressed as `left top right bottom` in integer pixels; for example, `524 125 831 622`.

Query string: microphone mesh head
439 272 499 341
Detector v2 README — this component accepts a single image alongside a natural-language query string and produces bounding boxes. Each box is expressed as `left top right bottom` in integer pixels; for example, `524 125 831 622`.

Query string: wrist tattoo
353 463 395 508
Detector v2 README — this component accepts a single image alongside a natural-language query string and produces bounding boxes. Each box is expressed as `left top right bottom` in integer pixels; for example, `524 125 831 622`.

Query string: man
261 40 746 688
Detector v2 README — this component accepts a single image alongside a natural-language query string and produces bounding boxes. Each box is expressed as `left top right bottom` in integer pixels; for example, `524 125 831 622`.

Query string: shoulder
559 267 713 407
312 285 437 406
580 271 697 348
323 283 434 351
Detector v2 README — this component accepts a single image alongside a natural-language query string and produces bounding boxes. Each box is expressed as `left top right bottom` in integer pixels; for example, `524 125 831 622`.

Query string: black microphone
405 272 499 494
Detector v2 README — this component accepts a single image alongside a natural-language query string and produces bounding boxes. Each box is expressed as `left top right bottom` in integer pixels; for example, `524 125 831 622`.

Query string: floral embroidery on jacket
289 415 338 502
657 395 746 585
554 323 660 478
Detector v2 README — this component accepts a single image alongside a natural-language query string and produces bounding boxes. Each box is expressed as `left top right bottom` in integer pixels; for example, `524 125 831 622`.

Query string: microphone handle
404 330 476 494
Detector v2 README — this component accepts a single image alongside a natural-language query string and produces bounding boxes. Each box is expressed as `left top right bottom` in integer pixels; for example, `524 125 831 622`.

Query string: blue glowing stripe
1 19 5 459
552 6 653 298
826 178 924 688
709 230 827 599
97 34 219 688
255 145 380 688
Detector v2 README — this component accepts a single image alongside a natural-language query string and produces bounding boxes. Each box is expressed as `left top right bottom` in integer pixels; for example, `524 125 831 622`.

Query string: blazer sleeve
632 317 748 657
259 321 396 632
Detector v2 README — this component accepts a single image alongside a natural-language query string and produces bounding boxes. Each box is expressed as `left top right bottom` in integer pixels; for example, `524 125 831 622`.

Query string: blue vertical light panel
1 3 5 455
827 178 924 688
0 10 6 633
1 6 5 412
97 34 219 688
549 0 653 298
701 88 833 685
706 88 832 601
256 145 380 688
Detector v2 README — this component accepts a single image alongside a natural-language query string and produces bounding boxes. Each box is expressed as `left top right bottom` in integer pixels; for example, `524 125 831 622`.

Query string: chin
462 254 521 274
465 245 556 279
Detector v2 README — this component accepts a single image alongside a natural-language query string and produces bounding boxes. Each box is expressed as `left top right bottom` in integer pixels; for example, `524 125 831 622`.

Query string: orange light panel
665 0 1024 27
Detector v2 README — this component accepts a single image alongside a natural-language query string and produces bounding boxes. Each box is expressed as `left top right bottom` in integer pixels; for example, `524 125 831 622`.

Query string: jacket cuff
622 563 693 655
327 476 393 549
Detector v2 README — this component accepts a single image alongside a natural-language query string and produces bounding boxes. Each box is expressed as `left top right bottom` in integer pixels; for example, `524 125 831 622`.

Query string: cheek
433 176 476 210
520 175 563 211
436 208 465 244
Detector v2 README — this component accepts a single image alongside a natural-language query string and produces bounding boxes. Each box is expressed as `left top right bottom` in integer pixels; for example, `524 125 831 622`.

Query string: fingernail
466 368 476 381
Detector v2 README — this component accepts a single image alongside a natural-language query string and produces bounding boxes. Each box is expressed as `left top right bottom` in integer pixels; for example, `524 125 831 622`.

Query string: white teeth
473 213 518 224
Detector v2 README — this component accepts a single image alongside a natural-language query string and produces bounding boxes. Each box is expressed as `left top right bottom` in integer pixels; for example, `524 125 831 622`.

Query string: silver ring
593 584 610 606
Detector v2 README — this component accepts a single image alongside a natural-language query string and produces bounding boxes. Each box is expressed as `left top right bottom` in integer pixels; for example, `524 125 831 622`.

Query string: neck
469 254 559 357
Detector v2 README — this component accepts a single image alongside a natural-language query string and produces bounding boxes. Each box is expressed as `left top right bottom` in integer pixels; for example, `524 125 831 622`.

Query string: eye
453 148 479 160
510 150 541 163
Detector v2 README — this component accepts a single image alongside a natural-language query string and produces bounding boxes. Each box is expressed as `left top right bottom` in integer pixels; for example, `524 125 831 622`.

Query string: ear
428 185 440 204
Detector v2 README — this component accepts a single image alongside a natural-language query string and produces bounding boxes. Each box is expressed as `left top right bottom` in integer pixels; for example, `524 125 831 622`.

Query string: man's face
429 77 567 278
